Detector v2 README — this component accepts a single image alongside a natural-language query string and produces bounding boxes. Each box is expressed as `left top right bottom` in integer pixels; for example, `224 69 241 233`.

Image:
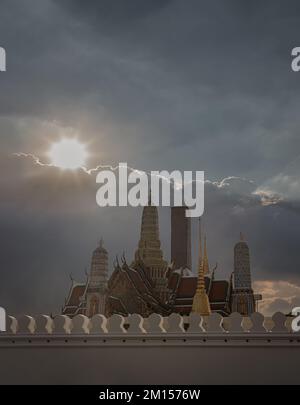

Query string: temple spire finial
202 234 210 275
198 218 202 271
192 218 211 316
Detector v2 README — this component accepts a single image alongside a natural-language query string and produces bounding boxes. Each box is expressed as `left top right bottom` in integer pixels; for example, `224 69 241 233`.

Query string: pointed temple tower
231 233 255 315
132 202 169 302
192 219 211 315
86 238 108 317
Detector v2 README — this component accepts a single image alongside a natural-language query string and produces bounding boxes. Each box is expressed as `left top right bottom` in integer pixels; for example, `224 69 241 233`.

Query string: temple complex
62 205 261 317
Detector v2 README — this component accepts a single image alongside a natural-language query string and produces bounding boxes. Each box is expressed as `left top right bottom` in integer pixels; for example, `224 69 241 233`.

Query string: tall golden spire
202 235 210 275
192 218 211 315
198 218 202 271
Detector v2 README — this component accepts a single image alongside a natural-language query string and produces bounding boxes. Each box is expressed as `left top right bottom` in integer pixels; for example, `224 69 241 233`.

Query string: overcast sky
0 0 300 315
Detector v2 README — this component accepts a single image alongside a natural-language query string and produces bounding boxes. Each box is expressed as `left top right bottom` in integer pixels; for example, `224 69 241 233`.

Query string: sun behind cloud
48 138 88 170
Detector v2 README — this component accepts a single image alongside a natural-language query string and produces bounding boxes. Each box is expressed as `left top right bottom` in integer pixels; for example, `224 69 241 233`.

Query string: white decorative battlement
0 311 299 385
1 312 299 344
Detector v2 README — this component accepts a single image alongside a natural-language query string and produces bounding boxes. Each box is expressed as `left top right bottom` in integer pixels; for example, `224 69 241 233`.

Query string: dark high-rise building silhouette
171 206 192 269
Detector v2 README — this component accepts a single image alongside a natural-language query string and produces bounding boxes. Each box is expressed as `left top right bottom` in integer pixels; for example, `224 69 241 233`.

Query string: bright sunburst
48 139 88 170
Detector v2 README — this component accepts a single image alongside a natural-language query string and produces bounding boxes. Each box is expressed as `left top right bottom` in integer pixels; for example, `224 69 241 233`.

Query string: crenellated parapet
1 312 298 342
0 312 299 384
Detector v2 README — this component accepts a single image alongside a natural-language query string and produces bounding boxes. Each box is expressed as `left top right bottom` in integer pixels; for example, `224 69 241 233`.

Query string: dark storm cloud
58 0 172 26
1 0 300 177
1 155 300 315
0 0 300 314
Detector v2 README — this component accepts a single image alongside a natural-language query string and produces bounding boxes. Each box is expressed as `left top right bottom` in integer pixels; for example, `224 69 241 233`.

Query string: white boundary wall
0 312 299 384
